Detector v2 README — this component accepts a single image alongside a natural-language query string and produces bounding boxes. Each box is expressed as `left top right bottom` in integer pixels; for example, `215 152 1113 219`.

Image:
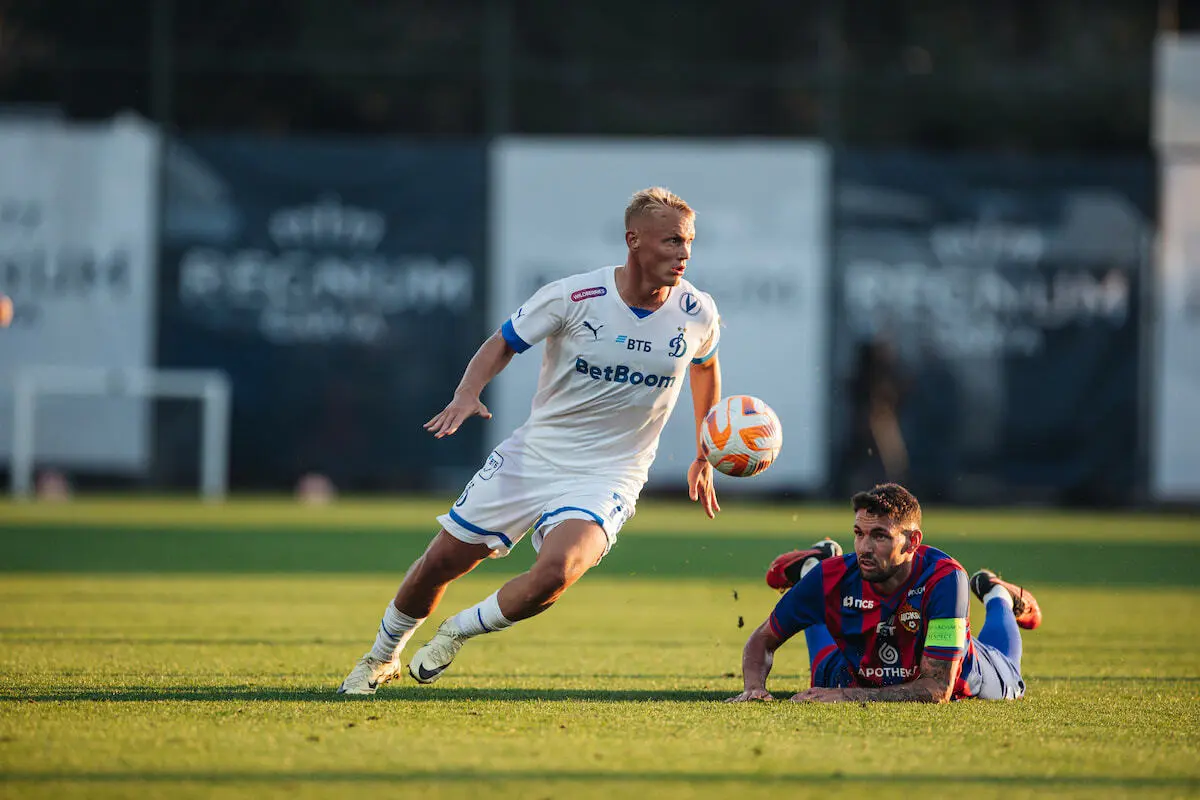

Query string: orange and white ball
701 395 783 477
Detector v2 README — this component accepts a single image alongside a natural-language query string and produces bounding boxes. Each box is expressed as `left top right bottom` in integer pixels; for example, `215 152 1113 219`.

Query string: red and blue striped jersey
769 544 983 699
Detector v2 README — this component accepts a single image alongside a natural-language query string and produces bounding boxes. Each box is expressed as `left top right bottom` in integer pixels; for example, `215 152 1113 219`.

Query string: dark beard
861 561 902 584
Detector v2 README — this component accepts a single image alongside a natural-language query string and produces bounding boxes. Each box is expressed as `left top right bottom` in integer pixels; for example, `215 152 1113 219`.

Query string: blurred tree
0 0 1161 147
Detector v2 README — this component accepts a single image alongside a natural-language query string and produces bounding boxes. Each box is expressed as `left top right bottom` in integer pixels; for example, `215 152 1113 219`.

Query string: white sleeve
501 281 566 353
692 294 721 364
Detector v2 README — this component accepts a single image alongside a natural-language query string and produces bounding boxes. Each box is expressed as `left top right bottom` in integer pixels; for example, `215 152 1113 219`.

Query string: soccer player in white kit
338 187 723 694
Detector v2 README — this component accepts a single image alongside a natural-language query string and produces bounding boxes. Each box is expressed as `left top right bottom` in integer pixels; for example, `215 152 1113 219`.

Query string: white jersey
498 266 720 488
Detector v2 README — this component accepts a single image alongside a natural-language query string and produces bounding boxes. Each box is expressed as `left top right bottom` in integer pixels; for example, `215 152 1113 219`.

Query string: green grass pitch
1 497 1198 798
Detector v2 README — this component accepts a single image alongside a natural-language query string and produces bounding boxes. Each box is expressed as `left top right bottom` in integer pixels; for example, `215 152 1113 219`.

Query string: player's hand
688 457 720 519
789 687 849 703
724 688 774 703
424 393 491 438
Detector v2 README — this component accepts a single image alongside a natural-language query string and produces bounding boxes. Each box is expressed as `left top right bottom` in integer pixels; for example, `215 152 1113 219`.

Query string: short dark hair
851 483 922 532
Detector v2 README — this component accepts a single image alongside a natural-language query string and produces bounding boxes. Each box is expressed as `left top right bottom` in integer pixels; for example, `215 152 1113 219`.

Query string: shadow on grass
0 635 364 647
2 526 1198 586
0 769 1194 790
7 674 1200 704
6 685 731 703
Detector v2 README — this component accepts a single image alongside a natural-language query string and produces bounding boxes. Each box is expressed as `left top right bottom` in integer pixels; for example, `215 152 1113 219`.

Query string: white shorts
437 448 638 559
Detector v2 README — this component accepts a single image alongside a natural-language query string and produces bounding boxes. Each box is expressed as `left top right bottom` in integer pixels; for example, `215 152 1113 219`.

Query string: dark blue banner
831 151 1153 504
158 137 487 491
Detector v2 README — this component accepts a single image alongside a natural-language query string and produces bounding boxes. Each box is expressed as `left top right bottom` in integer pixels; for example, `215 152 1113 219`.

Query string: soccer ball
701 395 783 477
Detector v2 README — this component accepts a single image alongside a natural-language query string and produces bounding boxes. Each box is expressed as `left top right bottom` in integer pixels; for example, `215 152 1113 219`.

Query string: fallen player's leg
968 569 1044 700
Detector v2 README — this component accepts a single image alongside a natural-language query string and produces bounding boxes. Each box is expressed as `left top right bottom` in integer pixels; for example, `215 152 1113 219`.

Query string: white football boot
408 619 469 684
336 653 403 695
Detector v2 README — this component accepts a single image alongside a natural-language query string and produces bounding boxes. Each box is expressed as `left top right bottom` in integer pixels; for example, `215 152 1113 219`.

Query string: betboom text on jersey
574 357 677 389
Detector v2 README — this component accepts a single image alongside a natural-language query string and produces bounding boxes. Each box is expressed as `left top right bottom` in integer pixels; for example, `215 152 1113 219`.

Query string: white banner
1153 162 1200 500
1154 34 1200 149
489 139 830 492
0 115 158 471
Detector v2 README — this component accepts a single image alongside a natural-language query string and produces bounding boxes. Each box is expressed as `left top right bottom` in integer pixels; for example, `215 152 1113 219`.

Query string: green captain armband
926 618 966 650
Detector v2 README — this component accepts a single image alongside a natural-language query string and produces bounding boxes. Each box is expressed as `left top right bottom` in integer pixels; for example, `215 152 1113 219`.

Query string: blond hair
624 186 694 229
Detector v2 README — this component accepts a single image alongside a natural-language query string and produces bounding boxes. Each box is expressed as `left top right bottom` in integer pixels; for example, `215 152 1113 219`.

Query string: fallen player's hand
789 687 849 703
425 393 491 439
688 457 720 519
725 688 775 703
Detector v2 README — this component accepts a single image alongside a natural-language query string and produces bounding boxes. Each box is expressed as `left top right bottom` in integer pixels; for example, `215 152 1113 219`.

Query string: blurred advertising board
159 137 487 490
1153 163 1200 501
832 151 1154 503
1154 34 1200 151
0 115 158 472
1153 34 1200 501
488 139 832 493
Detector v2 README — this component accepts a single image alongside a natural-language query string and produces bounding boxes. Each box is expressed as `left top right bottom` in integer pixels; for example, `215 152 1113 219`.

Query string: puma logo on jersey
582 320 605 340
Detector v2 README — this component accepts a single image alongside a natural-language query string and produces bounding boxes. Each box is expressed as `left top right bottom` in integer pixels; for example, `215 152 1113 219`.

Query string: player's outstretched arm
687 354 721 518
725 620 783 702
425 330 517 439
791 654 958 704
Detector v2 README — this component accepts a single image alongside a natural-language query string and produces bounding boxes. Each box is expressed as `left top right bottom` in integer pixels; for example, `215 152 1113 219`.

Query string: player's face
631 209 695 288
853 510 917 585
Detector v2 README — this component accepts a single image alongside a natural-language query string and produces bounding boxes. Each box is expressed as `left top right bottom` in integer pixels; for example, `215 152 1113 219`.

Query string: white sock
369 604 424 662
450 591 514 638
984 585 1013 609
